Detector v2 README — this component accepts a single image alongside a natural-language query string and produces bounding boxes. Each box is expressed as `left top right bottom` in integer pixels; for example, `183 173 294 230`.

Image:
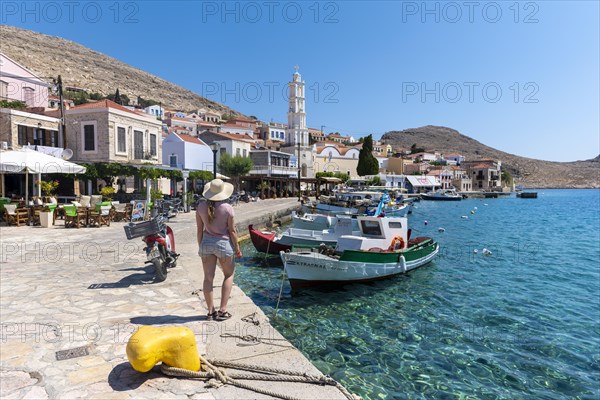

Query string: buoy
461 216 468 219
482 248 492 256
474 207 478 210
470 210 475 214
473 249 478 254
126 326 200 373
424 220 428 225
484 203 489 206
438 227 445 232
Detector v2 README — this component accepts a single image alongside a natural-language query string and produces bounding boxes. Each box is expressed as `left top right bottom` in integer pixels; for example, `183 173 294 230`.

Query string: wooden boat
280 216 439 289
421 189 462 201
249 216 357 255
291 211 336 230
517 192 538 198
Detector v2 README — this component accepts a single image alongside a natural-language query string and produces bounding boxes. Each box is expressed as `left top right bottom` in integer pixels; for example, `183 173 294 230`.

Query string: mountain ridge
0 25 244 116
382 126 599 188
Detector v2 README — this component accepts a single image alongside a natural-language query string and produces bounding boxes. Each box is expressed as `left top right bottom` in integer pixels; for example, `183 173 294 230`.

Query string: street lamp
210 142 220 179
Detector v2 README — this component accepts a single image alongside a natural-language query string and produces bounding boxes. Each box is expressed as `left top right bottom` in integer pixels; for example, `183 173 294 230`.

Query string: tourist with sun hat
196 179 242 321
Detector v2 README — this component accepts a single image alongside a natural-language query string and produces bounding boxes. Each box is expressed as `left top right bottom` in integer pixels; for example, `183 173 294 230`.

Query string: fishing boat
249 216 357 255
421 189 462 201
303 191 382 215
291 211 337 230
280 215 439 289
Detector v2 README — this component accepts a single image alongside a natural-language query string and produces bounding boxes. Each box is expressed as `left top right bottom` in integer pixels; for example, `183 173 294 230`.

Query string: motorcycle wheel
152 258 168 282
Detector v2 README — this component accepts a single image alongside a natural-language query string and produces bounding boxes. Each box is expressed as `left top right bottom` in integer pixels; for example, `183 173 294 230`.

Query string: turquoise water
235 189 600 399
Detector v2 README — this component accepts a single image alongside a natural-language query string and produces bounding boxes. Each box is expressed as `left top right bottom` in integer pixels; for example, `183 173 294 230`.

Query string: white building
144 105 164 119
280 66 314 177
162 132 213 171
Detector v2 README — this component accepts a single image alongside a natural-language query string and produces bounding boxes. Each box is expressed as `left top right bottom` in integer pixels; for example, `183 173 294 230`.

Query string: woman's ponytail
208 200 215 223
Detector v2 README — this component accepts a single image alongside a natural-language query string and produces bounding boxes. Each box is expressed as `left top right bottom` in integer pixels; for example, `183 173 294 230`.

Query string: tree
410 143 425 154
114 88 122 105
357 135 379 176
218 154 253 190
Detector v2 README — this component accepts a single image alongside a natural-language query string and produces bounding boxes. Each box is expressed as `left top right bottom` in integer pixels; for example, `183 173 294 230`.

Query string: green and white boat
280 216 439 290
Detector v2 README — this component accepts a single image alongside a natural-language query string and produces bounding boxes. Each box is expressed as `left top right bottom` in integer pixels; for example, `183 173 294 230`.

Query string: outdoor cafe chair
112 203 130 222
79 195 91 208
64 205 87 228
4 204 29 227
88 203 111 227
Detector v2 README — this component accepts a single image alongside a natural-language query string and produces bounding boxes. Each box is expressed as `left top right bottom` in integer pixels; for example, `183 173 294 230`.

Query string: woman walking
196 179 242 321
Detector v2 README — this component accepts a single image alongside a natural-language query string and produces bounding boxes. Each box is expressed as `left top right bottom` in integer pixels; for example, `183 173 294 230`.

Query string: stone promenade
0 199 350 399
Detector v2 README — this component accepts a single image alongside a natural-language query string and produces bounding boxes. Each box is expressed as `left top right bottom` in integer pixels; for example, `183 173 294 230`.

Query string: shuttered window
84 124 95 151
117 127 126 153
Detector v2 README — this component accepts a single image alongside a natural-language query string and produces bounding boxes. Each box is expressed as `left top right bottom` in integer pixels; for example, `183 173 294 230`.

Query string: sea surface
235 189 600 400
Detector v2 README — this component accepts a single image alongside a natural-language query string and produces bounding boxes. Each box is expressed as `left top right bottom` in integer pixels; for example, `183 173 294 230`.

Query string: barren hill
382 126 599 188
0 25 243 116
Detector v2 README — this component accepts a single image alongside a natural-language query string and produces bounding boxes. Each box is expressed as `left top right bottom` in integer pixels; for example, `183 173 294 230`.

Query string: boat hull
248 225 291 254
281 241 439 289
420 194 462 201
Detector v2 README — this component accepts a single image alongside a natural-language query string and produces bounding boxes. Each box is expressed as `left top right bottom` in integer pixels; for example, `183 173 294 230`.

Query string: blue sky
3 1 598 161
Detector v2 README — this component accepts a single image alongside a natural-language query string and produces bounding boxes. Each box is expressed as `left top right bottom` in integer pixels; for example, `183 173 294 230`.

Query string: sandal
215 310 232 321
206 311 217 321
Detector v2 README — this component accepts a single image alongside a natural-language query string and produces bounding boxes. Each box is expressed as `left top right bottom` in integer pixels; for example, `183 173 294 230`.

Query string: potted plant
100 186 116 202
39 180 59 228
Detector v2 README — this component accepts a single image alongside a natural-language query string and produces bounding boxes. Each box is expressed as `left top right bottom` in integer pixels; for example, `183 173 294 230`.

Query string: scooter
124 216 179 282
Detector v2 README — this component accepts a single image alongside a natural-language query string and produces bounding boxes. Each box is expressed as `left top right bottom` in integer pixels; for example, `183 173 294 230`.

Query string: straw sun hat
203 179 234 201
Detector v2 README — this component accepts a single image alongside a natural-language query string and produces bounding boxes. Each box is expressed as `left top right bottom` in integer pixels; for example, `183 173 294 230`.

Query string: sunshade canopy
0 148 86 174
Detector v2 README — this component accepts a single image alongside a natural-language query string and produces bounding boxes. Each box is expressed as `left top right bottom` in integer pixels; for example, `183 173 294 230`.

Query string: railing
249 165 298 177
23 145 64 157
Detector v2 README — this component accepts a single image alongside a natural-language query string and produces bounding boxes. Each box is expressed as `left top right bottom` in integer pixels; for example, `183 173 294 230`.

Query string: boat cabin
336 216 408 252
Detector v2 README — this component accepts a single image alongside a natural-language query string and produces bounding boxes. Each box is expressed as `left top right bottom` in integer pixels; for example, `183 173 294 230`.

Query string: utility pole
55 75 66 149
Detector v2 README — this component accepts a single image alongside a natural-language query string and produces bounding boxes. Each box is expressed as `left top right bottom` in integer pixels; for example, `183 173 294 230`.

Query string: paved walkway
0 199 350 399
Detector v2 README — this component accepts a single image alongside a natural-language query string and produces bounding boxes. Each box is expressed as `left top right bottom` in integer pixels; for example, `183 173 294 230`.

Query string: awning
406 176 440 187
0 148 86 174
319 177 342 183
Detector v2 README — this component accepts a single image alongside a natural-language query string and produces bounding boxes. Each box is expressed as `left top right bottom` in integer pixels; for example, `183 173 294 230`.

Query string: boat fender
438 227 445 233
424 220 428 225
388 236 405 251
399 255 407 272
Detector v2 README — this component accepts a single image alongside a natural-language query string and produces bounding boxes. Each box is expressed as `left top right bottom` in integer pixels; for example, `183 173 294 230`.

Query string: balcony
23 145 63 157
249 165 298 177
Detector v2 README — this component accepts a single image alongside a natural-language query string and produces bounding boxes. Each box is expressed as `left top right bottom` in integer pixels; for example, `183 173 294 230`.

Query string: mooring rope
160 354 362 400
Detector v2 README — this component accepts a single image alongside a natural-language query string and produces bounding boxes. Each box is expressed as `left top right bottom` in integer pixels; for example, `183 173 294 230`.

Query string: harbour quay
0 198 354 400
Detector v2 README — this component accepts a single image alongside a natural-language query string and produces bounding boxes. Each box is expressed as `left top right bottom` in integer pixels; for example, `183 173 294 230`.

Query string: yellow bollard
126 326 200 372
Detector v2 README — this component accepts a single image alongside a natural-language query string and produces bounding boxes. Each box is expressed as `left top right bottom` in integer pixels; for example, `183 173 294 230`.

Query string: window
150 134 157 156
134 130 143 159
243 149 247 157
389 222 403 229
23 87 34 106
361 220 382 236
169 154 177 167
18 126 27 145
0 80 7 99
236 148 241 156
50 130 58 147
117 127 127 154
83 124 95 151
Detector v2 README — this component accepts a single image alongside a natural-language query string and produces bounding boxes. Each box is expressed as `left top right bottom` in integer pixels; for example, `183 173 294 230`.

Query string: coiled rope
160 354 362 400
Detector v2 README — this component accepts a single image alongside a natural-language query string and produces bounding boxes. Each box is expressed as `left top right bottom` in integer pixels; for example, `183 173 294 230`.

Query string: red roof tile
69 99 142 116
174 133 206 145
215 132 255 143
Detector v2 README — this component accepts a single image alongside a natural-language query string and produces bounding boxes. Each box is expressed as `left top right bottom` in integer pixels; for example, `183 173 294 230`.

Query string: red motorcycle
124 216 179 282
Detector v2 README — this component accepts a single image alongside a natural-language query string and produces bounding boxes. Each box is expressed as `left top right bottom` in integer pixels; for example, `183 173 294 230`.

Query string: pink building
0 53 49 108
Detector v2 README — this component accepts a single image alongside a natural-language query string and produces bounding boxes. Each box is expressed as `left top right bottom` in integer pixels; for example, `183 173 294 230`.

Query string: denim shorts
200 235 234 258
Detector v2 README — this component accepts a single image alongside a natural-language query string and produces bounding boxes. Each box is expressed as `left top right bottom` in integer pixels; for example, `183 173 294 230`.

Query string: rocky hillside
0 25 243 116
382 126 599 189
